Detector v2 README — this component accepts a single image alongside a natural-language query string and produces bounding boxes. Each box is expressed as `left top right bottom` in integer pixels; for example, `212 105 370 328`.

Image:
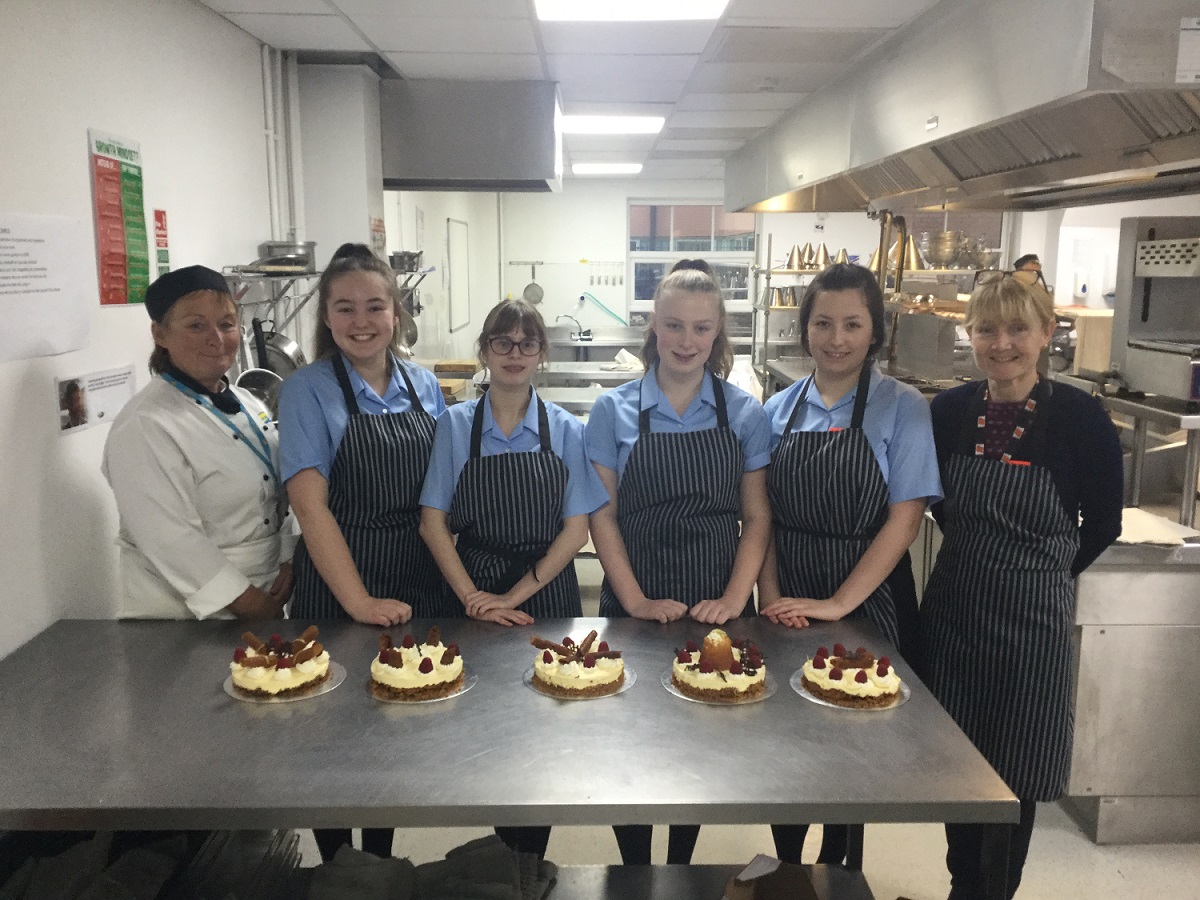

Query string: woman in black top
920 272 1122 899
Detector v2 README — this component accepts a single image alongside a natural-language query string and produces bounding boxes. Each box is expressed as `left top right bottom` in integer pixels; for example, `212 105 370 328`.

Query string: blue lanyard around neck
160 373 280 486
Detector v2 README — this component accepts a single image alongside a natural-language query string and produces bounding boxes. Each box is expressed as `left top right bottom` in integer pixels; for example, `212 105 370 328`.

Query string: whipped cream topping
230 641 330 695
672 648 764 692
533 652 623 689
802 658 900 698
371 642 463 689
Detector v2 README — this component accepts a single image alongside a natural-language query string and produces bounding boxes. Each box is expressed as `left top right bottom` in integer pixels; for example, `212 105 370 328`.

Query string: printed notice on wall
154 209 170 276
1177 18 1200 83
55 364 136 434
89 129 150 306
0 212 90 363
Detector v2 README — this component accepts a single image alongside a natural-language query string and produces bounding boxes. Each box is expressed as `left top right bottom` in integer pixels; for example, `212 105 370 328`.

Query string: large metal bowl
236 367 283 418
973 249 1001 269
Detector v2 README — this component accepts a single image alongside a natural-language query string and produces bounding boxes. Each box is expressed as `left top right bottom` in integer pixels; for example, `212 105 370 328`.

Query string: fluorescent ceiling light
572 163 643 175
536 0 729 21
561 115 664 135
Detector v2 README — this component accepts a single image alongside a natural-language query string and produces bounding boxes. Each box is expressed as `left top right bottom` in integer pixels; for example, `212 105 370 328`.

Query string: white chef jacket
102 375 297 619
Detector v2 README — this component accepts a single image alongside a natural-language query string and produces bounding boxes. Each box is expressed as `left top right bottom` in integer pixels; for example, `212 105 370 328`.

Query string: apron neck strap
784 363 872 434
331 353 361 416
471 388 549 458
639 367 727 435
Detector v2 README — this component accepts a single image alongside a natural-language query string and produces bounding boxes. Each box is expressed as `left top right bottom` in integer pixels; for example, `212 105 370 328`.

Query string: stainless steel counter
536 362 642 388
0 618 1016 834
535 386 607 416
1101 392 1200 526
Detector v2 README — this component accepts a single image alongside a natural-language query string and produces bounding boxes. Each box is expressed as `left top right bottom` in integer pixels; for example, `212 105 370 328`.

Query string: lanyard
974 383 1040 465
161 373 280 486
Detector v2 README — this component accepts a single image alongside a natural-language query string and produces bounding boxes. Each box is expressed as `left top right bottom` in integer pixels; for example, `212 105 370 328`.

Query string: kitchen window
628 203 756 325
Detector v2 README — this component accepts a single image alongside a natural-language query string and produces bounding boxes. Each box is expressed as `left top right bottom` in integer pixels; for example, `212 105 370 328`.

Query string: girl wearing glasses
921 274 1121 897
758 263 942 867
585 261 771 865
279 243 445 862
419 298 608 627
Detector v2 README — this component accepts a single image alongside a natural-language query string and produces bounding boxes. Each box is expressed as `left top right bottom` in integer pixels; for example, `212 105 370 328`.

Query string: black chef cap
144 265 230 321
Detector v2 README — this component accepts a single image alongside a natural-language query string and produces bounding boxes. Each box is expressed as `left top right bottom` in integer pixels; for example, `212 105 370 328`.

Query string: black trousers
494 826 551 859
313 828 393 862
611 825 700 865
945 798 1038 900
769 824 849 866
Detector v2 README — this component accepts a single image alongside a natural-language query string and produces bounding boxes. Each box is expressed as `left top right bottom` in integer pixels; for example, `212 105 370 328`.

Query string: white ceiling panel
725 0 939 29
549 54 698 83
225 13 372 50
637 159 725 178
646 150 727 161
666 109 781 129
333 0 529 17
540 20 718 56
655 138 744 152
384 52 543 80
687 61 846 93
708 26 887 64
558 81 689 104
559 101 676 118
660 126 761 140
201 0 330 13
676 91 805 111
564 135 659 153
353 15 537 53
566 150 652 162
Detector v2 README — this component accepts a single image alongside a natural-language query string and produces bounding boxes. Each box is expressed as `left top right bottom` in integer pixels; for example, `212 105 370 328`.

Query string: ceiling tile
560 101 676 117
686 60 846 93
224 13 371 50
565 150 652 162
725 0 939 29
660 126 761 140
564 135 659 154
549 53 699 83
540 20 718 56
383 52 543 79
708 26 887 64
676 91 806 111
667 109 781 129
655 138 744 152
353 15 537 53
333 0 529 17
201 0 330 13
558 81 689 104
647 149 728 160
637 159 725 178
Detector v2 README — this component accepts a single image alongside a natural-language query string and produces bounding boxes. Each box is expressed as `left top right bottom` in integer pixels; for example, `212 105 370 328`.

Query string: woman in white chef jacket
103 266 294 619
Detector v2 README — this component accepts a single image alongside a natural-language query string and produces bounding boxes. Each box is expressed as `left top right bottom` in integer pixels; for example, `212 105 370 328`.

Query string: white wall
0 0 271 658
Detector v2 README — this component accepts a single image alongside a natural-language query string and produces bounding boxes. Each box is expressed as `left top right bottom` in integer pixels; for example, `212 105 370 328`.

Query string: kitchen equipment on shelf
926 231 966 268
973 248 1002 269
833 248 850 264
390 250 423 273
234 241 316 274
813 243 831 269
785 244 805 270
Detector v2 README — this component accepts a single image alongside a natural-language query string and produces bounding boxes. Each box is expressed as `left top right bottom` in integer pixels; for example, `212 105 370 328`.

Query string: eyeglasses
973 269 1049 291
486 336 543 356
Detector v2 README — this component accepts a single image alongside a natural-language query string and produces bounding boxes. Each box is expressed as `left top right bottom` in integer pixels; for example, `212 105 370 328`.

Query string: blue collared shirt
419 388 609 518
762 365 942 505
278 353 446 481
585 367 772 478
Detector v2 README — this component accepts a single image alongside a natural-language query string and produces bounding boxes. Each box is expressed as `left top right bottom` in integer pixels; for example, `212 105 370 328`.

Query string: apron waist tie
776 524 877 542
457 534 551 593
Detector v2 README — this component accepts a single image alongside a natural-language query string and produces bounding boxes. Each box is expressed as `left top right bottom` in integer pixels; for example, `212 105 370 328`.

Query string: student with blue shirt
279 243 446 630
420 298 607 626
759 262 941 868
586 263 772 866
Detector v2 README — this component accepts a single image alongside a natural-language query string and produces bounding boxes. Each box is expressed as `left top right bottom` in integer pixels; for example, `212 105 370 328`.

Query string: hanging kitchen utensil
813 243 831 269
251 318 271 370
508 261 544 305
253 321 306 378
236 368 284 418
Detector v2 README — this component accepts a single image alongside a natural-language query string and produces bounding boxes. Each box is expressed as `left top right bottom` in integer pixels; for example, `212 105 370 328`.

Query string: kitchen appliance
390 250 423 273
1110 217 1200 403
241 241 317 274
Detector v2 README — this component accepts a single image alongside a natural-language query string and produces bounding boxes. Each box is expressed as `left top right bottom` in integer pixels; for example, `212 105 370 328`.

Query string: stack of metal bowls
926 231 966 268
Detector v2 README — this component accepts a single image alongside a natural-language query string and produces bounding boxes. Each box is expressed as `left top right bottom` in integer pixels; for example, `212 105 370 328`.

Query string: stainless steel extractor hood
380 80 562 192
726 0 1200 212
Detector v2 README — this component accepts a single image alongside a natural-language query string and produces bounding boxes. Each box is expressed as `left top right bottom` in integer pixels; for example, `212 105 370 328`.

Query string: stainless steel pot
236 367 284 418
255 240 317 272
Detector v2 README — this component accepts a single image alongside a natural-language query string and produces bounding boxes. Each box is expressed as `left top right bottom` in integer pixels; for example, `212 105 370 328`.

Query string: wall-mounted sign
370 216 386 258
55 363 135 434
89 129 150 306
153 209 170 276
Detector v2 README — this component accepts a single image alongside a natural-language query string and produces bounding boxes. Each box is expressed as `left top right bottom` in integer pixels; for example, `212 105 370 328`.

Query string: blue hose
580 291 627 326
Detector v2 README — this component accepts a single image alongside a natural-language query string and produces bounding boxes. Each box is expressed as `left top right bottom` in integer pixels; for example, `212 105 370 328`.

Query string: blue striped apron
599 369 749 617
291 353 443 619
443 391 581 618
767 363 901 648
921 381 1078 800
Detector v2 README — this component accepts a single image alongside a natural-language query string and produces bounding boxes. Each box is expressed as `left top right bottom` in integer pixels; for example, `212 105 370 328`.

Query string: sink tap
556 314 583 340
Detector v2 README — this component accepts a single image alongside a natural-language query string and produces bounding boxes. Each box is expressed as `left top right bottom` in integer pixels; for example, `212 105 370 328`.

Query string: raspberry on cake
229 626 331 697
370 626 465 701
671 629 766 702
799 645 902 709
530 630 624 698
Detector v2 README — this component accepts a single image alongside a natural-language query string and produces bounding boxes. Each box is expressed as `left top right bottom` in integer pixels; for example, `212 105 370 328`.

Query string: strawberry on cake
530 630 624 698
371 626 465 701
671 628 766 702
799 643 902 709
229 626 331 697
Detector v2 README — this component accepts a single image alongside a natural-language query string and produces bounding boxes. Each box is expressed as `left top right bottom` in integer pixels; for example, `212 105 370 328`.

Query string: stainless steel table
0 617 1015 826
1102 392 1200 526
535 362 642 388
534 386 608 416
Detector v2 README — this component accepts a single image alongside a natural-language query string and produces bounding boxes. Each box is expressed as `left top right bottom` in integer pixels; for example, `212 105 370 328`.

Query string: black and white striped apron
443 392 581 619
599 369 749 617
291 354 443 619
921 383 1078 800
766 363 901 648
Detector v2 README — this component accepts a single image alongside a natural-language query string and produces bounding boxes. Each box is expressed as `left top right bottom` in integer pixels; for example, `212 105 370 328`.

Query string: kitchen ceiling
197 0 941 181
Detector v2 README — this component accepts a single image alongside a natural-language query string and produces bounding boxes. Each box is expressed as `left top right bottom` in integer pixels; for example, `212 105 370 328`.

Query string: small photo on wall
58 378 88 431
55 364 136 435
